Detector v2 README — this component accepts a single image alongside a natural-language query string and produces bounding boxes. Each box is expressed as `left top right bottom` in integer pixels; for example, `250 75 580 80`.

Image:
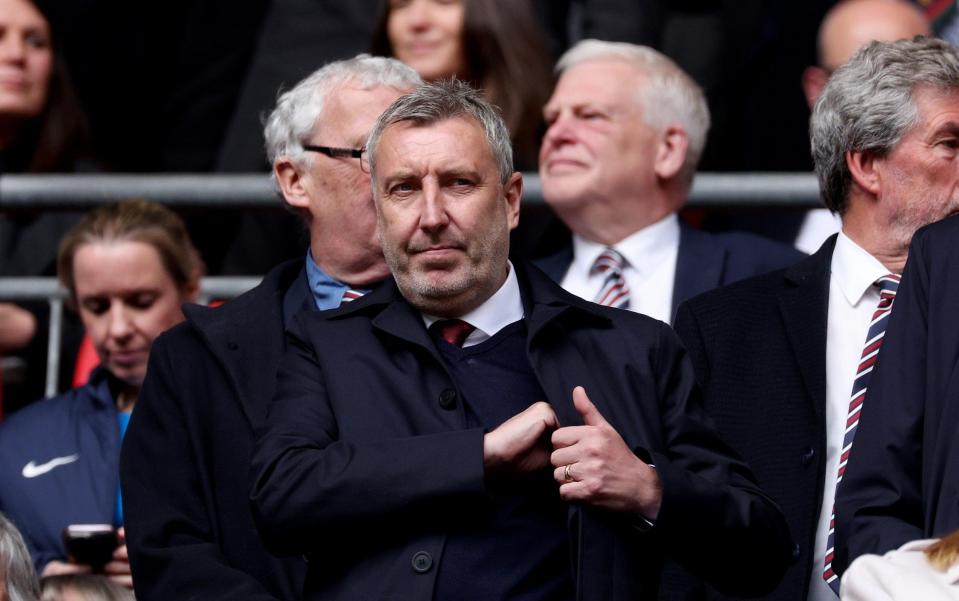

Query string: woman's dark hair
371 0 553 170
2 0 91 173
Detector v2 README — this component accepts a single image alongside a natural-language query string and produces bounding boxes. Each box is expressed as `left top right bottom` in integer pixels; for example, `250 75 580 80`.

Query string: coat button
801 447 815 466
411 551 433 573
438 388 457 410
792 544 801 560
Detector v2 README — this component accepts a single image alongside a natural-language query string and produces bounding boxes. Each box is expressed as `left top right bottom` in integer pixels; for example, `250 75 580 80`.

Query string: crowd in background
3 0 959 600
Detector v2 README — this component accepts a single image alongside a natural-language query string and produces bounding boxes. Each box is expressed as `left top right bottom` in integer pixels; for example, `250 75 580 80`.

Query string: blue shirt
305 250 370 311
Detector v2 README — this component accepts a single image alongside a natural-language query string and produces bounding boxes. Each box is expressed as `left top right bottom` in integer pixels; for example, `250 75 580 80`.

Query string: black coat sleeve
646 322 794 597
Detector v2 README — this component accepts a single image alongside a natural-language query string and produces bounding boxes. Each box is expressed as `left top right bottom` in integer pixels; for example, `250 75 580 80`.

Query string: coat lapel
776 236 834 419
186 261 306 427
672 224 725 319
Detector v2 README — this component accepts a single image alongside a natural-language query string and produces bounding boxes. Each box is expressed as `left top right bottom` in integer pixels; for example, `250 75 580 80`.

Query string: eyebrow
933 122 959 137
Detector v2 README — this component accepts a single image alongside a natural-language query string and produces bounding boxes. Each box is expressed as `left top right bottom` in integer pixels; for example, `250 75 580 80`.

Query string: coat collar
326 261 611 354
776 234 835 420
182 259 308 426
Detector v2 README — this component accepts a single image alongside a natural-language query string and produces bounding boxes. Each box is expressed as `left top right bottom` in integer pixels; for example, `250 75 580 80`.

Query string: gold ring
564 464 574 482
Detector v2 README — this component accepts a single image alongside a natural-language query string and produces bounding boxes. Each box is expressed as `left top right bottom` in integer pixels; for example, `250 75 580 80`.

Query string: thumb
572 386 608 426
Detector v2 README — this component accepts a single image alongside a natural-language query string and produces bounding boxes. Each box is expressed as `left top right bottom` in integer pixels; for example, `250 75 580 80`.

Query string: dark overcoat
250 262 792 601
120 260 309 601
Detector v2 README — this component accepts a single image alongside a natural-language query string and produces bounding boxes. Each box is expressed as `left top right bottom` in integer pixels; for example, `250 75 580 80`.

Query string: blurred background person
371 0 553 171
0 0 94 413
0 304 34 355
40 574 133 601
840 529 959 600
0 512 40 601
0 200 201 590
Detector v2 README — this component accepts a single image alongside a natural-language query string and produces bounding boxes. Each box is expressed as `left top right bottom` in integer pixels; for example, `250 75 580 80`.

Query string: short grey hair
263 54 421 174
811 36 959 214
556 39 711 184
0 513 40 601
366 79 514 186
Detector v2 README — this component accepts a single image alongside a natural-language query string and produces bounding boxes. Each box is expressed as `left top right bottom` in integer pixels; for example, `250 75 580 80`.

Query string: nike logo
22 454 80 478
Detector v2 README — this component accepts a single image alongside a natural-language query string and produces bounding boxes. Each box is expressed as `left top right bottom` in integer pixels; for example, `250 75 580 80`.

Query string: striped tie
822 273 901 593
593 248 631 309
341 289 365 304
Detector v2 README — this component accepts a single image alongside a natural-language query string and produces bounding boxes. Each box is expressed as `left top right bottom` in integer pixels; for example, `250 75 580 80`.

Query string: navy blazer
120 260 310 601
834 215 959 575
668 237 834 601
250 262 792 601
533 222 804 321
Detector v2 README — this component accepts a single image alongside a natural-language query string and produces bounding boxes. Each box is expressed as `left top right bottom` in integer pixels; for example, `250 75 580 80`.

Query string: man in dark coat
535 39 801 324
250 79 792 601
833 214 959 575
666 37 959 601
118 56 421 601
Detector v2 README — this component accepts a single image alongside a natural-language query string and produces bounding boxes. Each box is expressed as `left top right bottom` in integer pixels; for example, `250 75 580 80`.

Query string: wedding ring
564 464 574 482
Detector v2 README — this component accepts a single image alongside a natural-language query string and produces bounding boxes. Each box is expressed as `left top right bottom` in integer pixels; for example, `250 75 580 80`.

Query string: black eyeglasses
303 145 369 173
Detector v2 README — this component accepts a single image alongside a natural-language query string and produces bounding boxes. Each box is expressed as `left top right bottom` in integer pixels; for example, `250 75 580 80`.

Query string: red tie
431 319 476 347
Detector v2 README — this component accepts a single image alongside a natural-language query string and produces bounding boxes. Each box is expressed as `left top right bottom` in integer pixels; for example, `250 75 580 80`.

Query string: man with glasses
119 55 421 601
535 40 801 324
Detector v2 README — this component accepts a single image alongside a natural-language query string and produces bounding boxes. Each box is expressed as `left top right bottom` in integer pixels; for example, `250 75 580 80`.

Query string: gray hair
556 39 711 184
366 79 514 186
811 36 959 214
40 574 134 601
0 513 40 601
262 54 421 174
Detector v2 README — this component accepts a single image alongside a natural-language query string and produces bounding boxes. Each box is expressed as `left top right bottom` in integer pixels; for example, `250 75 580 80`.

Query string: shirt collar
305 249 370 311
832 230 891 307
422 261 524 338
569 213 679 279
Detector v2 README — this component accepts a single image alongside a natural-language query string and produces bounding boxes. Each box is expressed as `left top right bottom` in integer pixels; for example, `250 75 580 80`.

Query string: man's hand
484 401 560 474
551 386 662 519
103 528 133 589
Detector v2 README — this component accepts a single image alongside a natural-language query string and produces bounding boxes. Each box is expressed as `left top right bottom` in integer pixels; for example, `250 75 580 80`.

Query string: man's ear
653 125 689 180
847 149 882 197
802 66 829 110
504 171 523 230
274 158 311 210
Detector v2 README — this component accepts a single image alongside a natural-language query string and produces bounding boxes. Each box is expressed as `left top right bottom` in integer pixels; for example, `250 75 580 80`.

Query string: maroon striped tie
822 273 900 593
341 289 364 304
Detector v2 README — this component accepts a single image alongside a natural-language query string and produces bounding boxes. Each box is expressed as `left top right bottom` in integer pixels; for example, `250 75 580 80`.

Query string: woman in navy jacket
0 200 200 589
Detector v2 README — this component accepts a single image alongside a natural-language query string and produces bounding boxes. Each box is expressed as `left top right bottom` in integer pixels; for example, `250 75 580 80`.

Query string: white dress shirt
422 261 524 347
808 231 891 601
560 213 680 324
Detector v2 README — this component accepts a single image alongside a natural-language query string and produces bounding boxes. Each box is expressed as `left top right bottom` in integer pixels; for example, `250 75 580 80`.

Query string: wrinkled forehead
374 116 494 176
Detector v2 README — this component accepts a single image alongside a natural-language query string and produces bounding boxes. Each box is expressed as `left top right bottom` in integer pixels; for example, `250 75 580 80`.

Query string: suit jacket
120 260 310 601
667 236 836 601
533 222 804 321
833 215 959 575
250 262 792 601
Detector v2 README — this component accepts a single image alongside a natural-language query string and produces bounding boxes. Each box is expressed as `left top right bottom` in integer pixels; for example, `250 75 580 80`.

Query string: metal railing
0 277 261 399
0 172 824 209
0 171 824 400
